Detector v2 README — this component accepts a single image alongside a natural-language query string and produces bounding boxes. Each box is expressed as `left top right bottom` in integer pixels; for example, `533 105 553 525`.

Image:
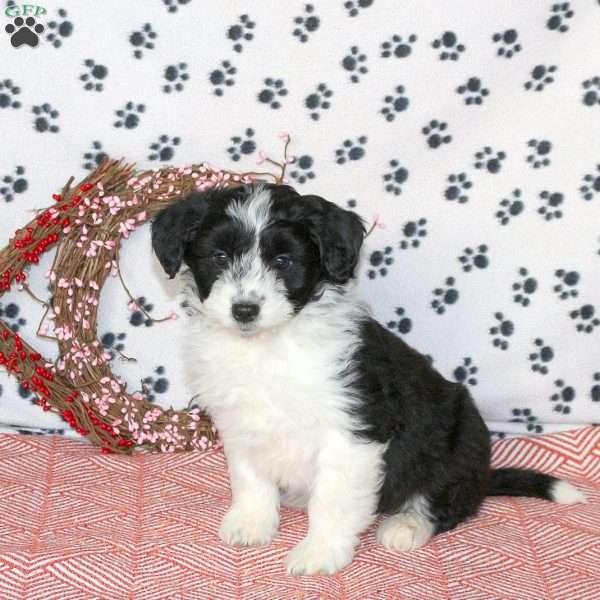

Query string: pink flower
256 150 267 165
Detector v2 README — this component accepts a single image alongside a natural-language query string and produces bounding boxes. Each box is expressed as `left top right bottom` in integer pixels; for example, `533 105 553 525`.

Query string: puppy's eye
212 251 229 266
272 255 292 270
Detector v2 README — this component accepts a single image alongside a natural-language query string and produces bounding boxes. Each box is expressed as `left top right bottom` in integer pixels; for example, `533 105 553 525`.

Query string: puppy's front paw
219 505 279 546
285 536 354 576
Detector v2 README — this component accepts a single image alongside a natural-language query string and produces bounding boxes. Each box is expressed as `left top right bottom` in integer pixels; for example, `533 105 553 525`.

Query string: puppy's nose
232 302 260 323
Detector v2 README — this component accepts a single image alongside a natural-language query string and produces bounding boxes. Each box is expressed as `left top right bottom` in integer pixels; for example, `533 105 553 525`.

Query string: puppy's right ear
151 194 208 278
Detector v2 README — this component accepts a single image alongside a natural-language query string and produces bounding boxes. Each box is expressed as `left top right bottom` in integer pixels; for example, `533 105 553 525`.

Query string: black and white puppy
151 183 586 576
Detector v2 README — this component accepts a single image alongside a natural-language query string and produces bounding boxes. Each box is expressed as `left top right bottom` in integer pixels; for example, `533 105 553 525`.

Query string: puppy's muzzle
232 302 260 323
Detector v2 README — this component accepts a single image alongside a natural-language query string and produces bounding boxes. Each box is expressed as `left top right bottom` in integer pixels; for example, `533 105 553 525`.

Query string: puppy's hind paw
376 511 434 552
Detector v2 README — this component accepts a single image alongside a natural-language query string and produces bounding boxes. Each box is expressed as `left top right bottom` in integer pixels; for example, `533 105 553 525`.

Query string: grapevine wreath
0 137 379 455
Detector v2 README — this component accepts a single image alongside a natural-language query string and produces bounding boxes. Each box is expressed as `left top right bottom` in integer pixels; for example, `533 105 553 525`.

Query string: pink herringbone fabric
0 427 598 600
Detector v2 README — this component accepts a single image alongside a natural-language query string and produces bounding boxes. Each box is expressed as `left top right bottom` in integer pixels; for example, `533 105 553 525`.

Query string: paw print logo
422 120 452 149
83 141 108 171
553 269 579 300
387 307 412 335
431 31 465 61
580 164 600 200
547 2 574 33
550 379 575 414
511 408 543 433
0 79 21 110
305 83 333 121
344 0 374 17
458 245 489 272
380 33 417 59
130 23 157 59
335 136 367 164
526 139 552 168
148 135 180 162
5 16 44 48
382 159 408 195
524 64 557 92
528 338 554 374
381 85 409 122
289 155 316 184
453 357 478 386
163 0 191 13
367 247 393 279
569 304 600 333
399 218 427 249
490 312 514 350
129 297 154 327
163 63 189 93
538 190 564 221
431 277 459 314
258 78 288 109
142 366 169 402
456 77 489 105
0 166 27 203
293 4 320 42
512 268 537 306
342 46 368 83
101 332 127 361
582 77 600 107
0 302 26 333
209 61 237 97
228 14 255 53
496 189 524 225
80 59 108 92
32 103 60 133
46 8 73 48
590 372 600 402
114 102 145 129
227 128 256 161
444 173 472 204
492 29 521 58
474 147 506 174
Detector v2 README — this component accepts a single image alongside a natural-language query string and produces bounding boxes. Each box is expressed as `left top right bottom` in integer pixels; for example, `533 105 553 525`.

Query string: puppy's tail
487 468 586 504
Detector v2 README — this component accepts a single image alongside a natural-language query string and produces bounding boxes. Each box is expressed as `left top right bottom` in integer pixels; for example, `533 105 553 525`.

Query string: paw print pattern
590 373 600 402
570 304 600 333
459 245 489 272
526 139 552 168
399 218 427 249
422 120 451 149
130 297 154 327
227 128 256 161
32 104 60 133
342 46 368 83
453 357 478 386
528 338 554 374
550 379 575 414
130 23 157 59
148 135 180 162
162 0 191 13
382 159 408 195
0 302 27 333
580 165 600 200
512 268 537 306
538 190 564 221
305 83 333 121
456 77 489 105
101 332 126 361
258 78 288 109
142 366 169 402
80 59 108 92
163 63 189 93
46 8 73 48
547 3 574 33
432 31 465 61
5 16 44 48
524 65 557 92
511 408 543 433
289 155 316 184
0 79 21 109
492 29 521 58
496 189 524 225
335 136 367 164
553 269 579 300
0 166 27 202
380 34 417 59
209 61 236 97
381 85 409 121
474 147 506 174
431 277 459 314
114 102 145 129
387 307 412 335
445 173 473 204
83 141 108 171
228 14 255 53
367 246 393 279
344 0 374 17
293 4 320 42
582 77 600 107
490 312 514 350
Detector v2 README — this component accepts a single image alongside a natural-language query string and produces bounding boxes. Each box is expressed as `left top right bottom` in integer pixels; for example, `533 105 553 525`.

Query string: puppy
151 183 586 576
